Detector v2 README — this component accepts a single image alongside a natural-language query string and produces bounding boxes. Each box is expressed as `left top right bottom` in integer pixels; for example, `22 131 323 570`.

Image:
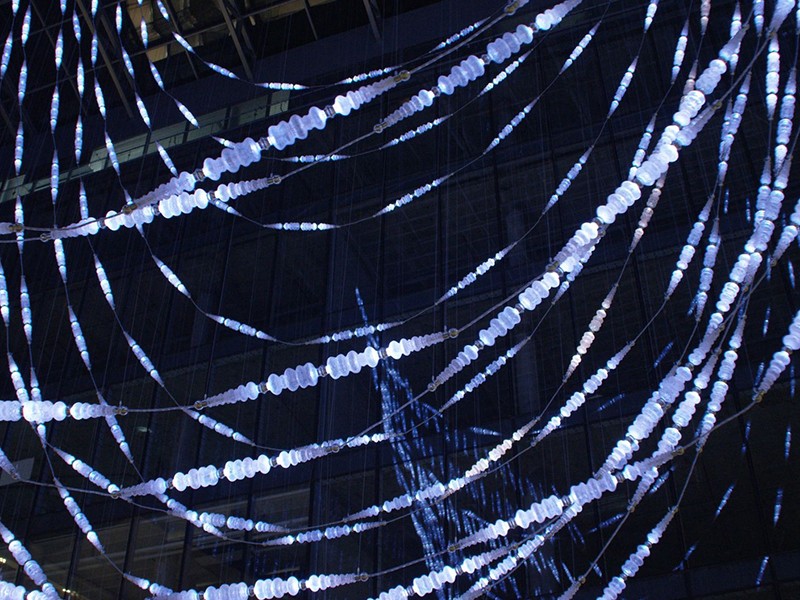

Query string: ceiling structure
0 0 798 599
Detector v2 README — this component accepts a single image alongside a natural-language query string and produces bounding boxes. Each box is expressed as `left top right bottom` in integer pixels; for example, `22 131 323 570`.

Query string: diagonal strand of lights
0 1 798 599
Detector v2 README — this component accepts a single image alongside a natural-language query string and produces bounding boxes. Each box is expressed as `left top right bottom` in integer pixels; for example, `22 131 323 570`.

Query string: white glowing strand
786 425 792 460
49 151 59 205
700 0 711 34
608 58 638 117
52 446 119 495
0 520 58 597
54 30 63 71
644 0 659 31
148 60 201 128
665 199 712 298
36 2 584 240
562 286 618 381
53 236 136 462
766 36 781 119
671 18 689 83
560 21 600 74
598 510 674 600
382 117 449 148
729 3 743 73
774 488 783 524
334 289 642 540
429 17 488 54
775 67 796 174
202 331 447 408
88 248 254 444
48 19 558 239
54 478 105 554
1 6 798 598
440 248 510 302
755 0 765 33
544 149 591 214
692 218 720 320
155 140 178 176
20 6 31 46
754 310 800 396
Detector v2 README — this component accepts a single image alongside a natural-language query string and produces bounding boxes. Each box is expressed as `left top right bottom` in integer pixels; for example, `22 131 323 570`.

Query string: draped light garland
0 0 798 598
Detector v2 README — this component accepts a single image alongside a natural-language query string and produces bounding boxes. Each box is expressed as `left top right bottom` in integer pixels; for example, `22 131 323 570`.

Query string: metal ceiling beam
74 0 134 118
362 0 381 41
214 0 254 81
223 0 258 56
302 0 319 40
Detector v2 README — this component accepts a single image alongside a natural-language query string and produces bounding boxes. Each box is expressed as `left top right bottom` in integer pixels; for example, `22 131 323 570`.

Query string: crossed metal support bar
214 0 255 81
302 0 319 40
362 0 381 41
